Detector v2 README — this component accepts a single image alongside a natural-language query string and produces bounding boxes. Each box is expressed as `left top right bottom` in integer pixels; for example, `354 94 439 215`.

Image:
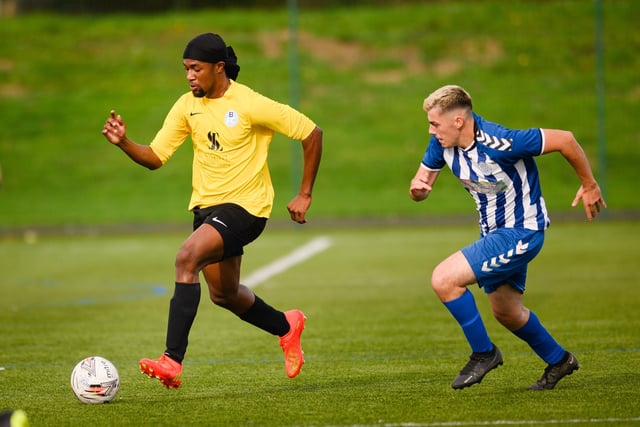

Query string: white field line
323 417 640 427
242 236 332 288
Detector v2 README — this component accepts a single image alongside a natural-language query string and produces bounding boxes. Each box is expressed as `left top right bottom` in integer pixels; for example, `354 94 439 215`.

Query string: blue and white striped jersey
422 113 551 236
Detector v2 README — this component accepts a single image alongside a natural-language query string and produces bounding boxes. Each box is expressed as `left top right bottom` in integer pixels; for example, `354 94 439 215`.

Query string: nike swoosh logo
211 217 228 228
190 112 202 116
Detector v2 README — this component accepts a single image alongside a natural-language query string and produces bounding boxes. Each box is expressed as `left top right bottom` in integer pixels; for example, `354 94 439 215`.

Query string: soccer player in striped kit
102 33 322 388
409 85 606 390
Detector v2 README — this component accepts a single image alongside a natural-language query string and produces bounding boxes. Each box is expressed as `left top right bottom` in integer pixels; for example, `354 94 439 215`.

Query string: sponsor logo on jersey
207 131 222 151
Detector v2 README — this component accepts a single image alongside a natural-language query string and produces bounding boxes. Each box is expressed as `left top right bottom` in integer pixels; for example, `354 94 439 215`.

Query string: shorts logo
481 239 529 272
210 217 228 228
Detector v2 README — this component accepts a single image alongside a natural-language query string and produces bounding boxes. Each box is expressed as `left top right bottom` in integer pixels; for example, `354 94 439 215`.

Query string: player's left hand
287 193 311 224
572 183 607 220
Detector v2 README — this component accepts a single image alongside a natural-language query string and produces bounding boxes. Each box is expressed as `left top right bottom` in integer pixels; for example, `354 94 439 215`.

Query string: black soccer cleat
452 345 503 389
528 351 579 390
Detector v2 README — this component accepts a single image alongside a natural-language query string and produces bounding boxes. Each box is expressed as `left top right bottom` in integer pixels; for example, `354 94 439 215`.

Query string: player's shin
512 310 566 365
164 282 201 362
444 289 493 353
238 294 289 336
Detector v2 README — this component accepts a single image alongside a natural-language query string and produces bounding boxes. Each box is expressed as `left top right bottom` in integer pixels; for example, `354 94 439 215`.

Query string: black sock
239 295 289 336
164 282 201 363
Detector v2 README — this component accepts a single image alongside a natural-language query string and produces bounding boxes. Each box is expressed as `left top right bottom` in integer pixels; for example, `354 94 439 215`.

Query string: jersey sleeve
509 128 544 158
149 95 191 164
247 92 316 140
479 114 544 158
421 136 445 170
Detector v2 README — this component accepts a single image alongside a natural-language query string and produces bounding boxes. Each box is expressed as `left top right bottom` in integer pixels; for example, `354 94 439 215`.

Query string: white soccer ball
70 356 120 404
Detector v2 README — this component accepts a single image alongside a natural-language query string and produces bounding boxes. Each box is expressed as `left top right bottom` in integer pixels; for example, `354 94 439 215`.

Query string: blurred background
3 0 432 14
0 0 637 236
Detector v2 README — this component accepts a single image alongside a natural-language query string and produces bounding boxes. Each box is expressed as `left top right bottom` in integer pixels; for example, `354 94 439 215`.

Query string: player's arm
102 110 163 170
541 128 606 220
409 164 440 202
287 126 323 224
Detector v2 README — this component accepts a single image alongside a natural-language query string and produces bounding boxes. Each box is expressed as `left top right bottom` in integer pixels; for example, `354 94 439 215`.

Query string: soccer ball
70 356 120 404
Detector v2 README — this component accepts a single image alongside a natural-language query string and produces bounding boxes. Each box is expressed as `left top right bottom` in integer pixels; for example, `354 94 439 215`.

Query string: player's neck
207 78 231 99
458 122 476 149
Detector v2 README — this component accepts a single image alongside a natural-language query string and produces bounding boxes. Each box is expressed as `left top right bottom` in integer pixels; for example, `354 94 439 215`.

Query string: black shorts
192 203 267 259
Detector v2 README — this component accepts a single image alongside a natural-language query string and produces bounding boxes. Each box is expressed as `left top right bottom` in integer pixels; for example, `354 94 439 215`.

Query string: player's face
183 59 219 98
427 107 463 148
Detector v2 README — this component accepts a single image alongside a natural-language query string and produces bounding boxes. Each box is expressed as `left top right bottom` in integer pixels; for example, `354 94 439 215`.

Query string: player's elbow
312 125 323 139
144 152 164 170
146 161 162 171
304 126 323 146
561 130 577 144
142 146 164 170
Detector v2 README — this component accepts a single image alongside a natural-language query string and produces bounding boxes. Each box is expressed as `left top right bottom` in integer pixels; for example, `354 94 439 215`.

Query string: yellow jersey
149 80 317 218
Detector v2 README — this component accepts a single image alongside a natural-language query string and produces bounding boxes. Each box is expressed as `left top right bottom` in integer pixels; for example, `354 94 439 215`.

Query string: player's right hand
102 110 127 145
409 177 432 201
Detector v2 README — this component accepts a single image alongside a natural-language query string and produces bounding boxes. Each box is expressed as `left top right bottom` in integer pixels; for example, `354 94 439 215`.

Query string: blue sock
513 311 566 365
443 289 493 353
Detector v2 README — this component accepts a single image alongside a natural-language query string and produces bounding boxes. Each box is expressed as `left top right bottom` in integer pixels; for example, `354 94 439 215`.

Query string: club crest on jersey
224 110 239 127
477 161 495 176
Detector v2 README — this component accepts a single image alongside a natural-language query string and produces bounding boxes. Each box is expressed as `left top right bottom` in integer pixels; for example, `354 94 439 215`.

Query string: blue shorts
461 228 545 294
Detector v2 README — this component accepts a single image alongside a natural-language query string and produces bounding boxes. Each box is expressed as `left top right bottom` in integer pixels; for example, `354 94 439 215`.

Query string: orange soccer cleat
279 310 307 378
139 354 182 389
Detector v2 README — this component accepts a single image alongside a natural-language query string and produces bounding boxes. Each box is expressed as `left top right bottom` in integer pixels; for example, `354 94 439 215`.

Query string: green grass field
1 221 639 426
1 2 639 425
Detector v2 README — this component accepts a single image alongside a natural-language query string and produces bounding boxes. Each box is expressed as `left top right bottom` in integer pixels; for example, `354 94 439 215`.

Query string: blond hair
423 85 473 114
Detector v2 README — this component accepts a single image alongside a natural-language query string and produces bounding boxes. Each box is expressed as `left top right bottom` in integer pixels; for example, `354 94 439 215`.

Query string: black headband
183 33 227 63
183 33 240 80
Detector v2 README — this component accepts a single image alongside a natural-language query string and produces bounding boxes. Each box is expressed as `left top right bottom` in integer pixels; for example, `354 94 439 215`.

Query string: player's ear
215 61 226 74
454 114 464 130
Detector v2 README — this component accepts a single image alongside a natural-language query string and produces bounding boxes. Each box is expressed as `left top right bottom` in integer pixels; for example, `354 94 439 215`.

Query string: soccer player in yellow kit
102 33 322 389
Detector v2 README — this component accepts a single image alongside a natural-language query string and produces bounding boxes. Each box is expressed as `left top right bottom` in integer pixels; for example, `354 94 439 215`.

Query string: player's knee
431 264 470 302
175 244 198 272
431 266 451 296
491 307 510 326
492 306 524 330
209 291 228 307
431 264 451 294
